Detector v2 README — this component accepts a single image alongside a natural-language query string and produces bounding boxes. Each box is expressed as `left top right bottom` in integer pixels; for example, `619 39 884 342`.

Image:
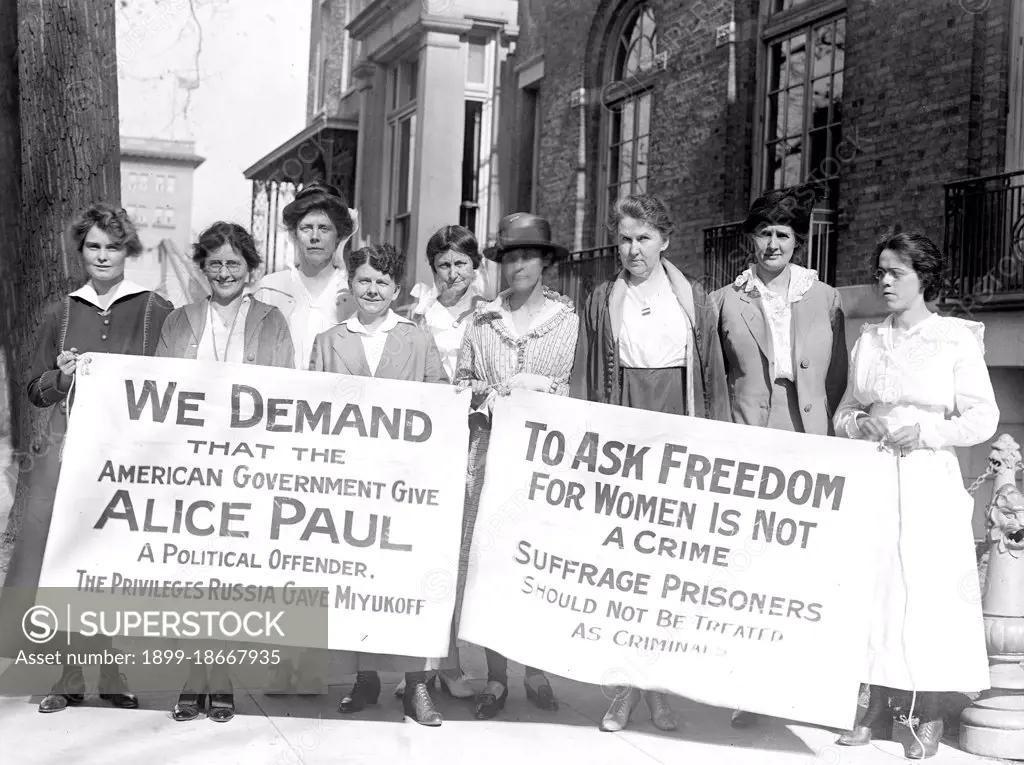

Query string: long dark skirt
449 416 488 642
0 415 66 658
618 366 688 415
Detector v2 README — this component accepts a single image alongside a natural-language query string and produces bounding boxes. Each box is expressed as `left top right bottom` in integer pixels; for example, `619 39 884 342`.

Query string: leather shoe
38 666 86 713
404 682 442 727
906 720 943 759
524 673 558 711
646 691 678 731
98 669 139 709
339 671 381 713
600 687 639 731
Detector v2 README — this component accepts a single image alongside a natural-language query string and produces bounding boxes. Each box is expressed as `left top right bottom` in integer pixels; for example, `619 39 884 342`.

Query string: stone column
408 25 467 289
352 60 384 247
960 434 1024 759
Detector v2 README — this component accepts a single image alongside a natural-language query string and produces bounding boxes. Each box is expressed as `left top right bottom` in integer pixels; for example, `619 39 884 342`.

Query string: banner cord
894 453 925 757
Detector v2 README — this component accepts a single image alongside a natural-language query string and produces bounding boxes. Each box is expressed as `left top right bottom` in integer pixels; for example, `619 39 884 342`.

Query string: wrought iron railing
942 170 1024 311
250 179 299 277
550 245 619 312
702 208 838 289
703 221 752 289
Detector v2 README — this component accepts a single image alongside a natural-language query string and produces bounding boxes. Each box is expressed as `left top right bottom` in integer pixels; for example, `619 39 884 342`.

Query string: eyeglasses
873 267 914 282
204 261 246 275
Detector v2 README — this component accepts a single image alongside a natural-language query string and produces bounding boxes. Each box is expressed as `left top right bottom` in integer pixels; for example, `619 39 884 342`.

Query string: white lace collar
734 264 818 303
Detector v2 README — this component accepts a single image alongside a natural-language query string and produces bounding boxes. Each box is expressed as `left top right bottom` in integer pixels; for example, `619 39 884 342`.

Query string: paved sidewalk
0 648 1011 765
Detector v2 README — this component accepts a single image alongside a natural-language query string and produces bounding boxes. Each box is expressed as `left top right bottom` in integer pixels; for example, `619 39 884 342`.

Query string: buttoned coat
710 279 848 435
309 321 448 383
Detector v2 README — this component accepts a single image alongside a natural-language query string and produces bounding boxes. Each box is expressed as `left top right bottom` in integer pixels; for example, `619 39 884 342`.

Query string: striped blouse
454 289 580 409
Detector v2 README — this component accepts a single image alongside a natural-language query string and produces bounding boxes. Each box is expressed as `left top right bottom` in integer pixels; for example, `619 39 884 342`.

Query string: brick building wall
510 0 1011 288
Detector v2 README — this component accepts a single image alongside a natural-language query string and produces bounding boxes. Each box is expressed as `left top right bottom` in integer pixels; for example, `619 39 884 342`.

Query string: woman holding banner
833 231 997 759
454 212 579 720
157 221 294 723
390 224 489 703
309 242 450 727
571 193 723 733
709 185 848 729
0 202 173 713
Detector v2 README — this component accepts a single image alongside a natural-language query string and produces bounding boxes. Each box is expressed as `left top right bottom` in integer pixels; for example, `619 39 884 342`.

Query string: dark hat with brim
743 184 818 237
483 212 570 262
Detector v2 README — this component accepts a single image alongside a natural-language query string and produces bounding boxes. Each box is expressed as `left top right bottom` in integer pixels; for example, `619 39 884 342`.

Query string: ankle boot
600 687 640 731
837 684 890 746
403 679 442 727
905 693 944 760
646 691 678 731
338 671 381 713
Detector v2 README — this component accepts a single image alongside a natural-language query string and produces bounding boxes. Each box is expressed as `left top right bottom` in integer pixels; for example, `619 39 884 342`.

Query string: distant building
245 0 519 296
120 136 206 302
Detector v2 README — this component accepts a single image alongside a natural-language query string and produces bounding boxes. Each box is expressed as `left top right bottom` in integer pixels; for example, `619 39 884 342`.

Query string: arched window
599 2 658 239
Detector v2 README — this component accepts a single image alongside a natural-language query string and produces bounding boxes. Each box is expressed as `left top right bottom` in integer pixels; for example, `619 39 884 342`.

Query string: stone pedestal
960 434 1024 759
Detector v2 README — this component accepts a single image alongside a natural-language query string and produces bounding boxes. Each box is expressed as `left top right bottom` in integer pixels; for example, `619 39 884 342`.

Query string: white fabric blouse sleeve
917 321 999 450
833 333 869 439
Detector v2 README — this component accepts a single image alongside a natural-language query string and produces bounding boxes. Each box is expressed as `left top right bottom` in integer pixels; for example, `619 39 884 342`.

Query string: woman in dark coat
570 193 727 733
0 203 173 712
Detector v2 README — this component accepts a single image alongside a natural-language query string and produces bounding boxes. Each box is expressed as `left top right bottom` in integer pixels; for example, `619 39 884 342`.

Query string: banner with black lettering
458 391 895 729
35 353 469 656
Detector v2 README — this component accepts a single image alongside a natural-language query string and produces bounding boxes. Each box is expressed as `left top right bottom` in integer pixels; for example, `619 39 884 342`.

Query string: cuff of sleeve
39 371 68 405
842 412 865 440
916 420 945 450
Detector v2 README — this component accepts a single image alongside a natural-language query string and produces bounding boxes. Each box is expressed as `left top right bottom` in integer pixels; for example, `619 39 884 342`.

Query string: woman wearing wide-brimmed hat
454 212 580 720
571 192 726 733
708 184 848 729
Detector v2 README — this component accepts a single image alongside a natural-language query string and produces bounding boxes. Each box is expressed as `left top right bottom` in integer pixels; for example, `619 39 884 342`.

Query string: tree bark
0 0 120 577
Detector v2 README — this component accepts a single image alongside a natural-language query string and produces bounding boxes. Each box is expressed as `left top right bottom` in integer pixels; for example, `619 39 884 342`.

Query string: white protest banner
458 391 895 730
36 353 469 657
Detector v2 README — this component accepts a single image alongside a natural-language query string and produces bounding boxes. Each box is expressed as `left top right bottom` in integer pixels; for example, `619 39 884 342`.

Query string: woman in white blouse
408 225 488 380
833 231 998 760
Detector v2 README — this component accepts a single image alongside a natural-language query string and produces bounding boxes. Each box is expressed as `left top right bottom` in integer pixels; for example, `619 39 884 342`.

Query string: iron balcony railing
702 208 838 289
550 245 619 312
942 169 1024 311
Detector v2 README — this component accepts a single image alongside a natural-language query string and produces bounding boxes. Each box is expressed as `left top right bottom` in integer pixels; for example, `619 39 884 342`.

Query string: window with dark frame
518 86 540 212
600 2 658 243
758 0 845 283
385 57 418 257
461 100 483 233
761 5 845 208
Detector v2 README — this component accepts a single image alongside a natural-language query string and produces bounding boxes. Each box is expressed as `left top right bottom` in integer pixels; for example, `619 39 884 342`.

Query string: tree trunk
0 0 120 578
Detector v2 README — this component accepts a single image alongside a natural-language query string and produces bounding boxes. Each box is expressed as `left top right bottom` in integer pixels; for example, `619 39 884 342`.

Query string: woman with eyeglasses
833 231 998 759
156 221 295 723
